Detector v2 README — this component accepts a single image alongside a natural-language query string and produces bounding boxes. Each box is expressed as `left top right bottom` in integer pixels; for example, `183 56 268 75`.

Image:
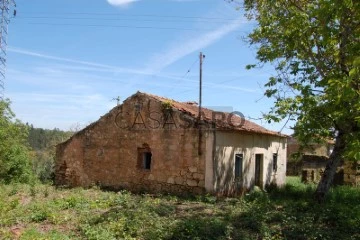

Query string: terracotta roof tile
139 92 285 137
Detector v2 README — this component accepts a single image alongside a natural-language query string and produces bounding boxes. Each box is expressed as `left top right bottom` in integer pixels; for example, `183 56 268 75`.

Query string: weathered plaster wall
210 131 287 195
55 94 207 195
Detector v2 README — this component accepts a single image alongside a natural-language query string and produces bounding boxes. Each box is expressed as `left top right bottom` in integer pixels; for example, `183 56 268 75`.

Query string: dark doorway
143 152 152 170
255 154 263 187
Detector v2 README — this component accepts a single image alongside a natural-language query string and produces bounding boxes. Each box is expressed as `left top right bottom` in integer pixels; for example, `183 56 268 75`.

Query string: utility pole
198 52 203 123
198 52 205 156
0 0 16 98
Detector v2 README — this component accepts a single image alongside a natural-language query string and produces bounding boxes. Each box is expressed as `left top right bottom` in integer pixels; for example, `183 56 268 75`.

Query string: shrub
0 99 34 184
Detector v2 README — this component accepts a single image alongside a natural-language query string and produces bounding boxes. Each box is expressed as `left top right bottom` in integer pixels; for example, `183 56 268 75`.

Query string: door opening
255 154 263 187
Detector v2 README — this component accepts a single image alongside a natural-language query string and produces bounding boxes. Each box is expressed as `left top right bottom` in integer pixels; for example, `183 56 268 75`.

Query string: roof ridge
137 91 285 137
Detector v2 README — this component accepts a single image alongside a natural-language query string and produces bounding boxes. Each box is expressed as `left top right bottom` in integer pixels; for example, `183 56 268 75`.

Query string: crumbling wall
301 155 344 185
55 135 90 187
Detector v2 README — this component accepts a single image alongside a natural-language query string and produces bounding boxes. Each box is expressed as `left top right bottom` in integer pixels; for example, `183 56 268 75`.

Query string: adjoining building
287 137 359 186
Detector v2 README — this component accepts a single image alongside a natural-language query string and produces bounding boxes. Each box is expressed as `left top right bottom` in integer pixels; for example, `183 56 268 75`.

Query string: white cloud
107 0 139 7
145 17 245 73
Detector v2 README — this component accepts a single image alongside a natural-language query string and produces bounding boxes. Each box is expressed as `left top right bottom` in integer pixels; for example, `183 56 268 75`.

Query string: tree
27 127 72 183
0 99 33 183
236 0 359 202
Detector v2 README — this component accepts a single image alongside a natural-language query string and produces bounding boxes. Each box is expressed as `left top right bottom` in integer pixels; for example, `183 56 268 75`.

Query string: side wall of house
55 94 207 195
55 136 90 187
210 131 287 195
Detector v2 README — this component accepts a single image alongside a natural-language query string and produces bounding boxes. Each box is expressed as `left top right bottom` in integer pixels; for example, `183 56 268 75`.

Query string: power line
181 58 199 78
15 12 247 32
16 16 235 24
168 58 199 93
22 22 218 31
19 11 242 20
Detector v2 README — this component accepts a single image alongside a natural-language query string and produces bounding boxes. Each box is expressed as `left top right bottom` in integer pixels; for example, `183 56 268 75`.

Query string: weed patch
0 178 359 239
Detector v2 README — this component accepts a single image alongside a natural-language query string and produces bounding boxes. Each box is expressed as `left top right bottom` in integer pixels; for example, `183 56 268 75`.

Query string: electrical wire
16 16 236 24
21 22 218 31
19 12 241 20
168 58 199 94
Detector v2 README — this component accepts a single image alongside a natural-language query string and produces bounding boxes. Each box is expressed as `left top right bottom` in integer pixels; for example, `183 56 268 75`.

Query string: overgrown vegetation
0 99 34 184
27 125 72 151
27 126 72 183
236 0 360 201
0 99 72 185
0 177 359 239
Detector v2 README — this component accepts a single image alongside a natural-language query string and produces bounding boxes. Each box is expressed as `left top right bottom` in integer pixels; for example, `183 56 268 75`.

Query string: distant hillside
27 125 73 151
26 125 73 183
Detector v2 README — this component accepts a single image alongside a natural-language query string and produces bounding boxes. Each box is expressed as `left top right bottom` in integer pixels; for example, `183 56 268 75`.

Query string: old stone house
55 92 287 195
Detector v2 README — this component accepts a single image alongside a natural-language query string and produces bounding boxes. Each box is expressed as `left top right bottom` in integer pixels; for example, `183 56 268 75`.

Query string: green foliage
27 126 72 183
241 0 360 155
0 99 34 184
0 179 359 239
27 125 72 151
31 150 56 183
0 98 71 184
20 228 73 240
237 0 360 199
161 100 173 111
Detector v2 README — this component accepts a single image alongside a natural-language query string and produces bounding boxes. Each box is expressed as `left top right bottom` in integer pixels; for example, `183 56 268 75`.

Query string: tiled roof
137 92 285 137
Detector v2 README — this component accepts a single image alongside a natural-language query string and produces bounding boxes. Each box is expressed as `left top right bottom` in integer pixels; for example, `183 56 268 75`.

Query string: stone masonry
55 92 206 195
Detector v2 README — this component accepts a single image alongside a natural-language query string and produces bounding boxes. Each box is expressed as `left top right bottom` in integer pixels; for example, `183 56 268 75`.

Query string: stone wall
287 138 332 161
301 155 344 185
343 160 360 186
286 138 333 177
299 155 360 187
55 93 207 195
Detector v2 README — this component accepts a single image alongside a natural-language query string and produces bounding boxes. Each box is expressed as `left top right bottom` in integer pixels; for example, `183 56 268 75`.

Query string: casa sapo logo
114 102 245 130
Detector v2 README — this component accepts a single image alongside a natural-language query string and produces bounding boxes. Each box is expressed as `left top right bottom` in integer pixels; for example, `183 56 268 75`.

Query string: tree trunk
314 132 346 203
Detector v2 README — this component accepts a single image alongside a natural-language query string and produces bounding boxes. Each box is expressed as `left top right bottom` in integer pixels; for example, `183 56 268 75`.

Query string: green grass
0 177 359 239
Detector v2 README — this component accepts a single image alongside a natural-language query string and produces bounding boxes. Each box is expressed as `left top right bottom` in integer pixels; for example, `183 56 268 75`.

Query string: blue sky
5 0 292 134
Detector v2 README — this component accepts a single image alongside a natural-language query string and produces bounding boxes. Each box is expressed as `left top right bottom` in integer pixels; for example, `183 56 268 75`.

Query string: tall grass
0 178 359 239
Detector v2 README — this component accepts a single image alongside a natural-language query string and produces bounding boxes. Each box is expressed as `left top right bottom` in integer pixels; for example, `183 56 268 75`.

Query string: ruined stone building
287 137 360 186
287 136 334 161
286 137 334 176
301 155 344 185
55 92 287 195
301 156 360 186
